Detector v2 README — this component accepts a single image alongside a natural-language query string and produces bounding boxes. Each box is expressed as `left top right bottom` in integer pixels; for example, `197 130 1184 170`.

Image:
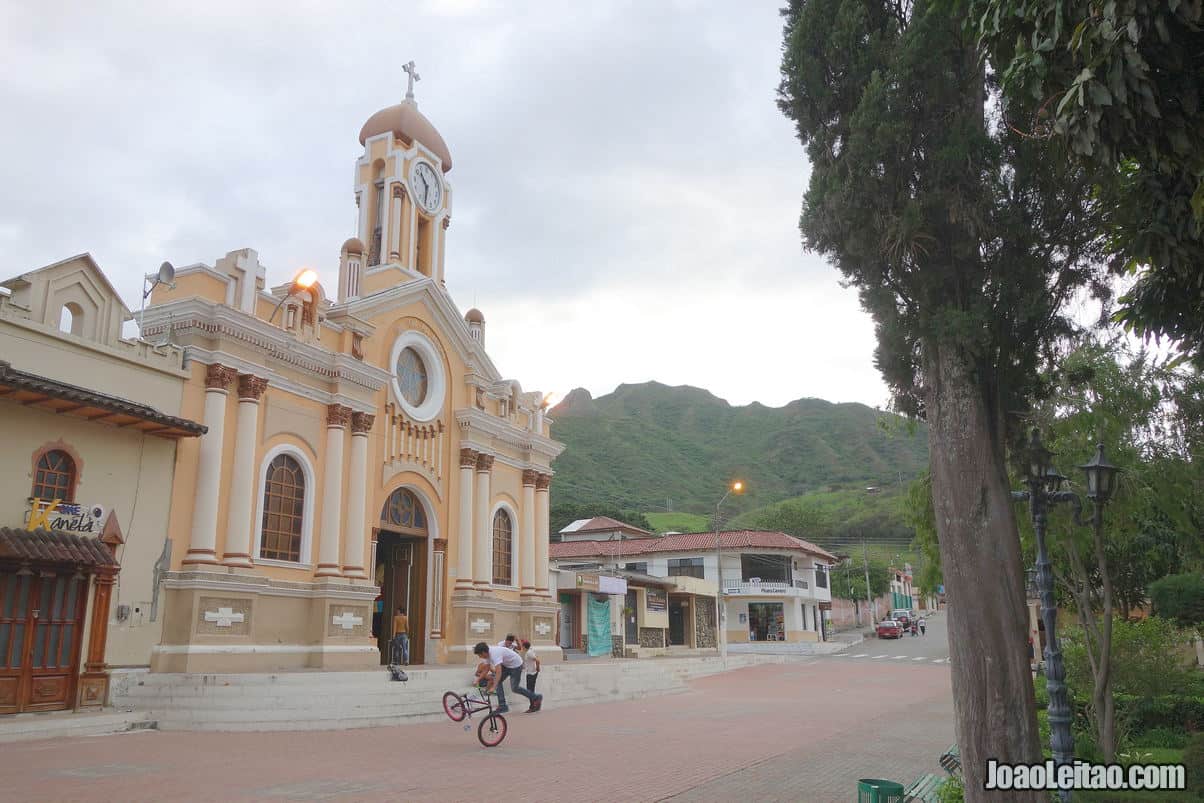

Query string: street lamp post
714 480 744 665
1012 430 1121 803
268 268 319 324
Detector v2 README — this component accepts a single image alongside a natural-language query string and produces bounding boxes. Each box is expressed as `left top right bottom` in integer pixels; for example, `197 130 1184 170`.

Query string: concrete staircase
110 653 790 732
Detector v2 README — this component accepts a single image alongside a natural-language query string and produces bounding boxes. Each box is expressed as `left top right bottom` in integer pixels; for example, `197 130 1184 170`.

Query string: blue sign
937 585 945 594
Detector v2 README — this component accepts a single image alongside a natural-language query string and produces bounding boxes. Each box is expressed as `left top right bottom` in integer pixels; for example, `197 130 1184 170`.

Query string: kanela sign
26 499 107 534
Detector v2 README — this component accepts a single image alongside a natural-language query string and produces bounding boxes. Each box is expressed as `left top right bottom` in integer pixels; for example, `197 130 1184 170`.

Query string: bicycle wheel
442 691 466 722
478 712 507 747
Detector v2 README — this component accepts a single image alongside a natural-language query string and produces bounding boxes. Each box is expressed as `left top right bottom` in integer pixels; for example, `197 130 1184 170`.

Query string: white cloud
0 0 889 408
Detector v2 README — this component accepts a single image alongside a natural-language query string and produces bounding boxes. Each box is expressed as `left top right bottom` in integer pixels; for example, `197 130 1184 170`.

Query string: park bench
903 744 961 802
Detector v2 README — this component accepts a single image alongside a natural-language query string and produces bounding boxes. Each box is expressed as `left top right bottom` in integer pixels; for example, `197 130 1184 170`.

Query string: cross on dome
404 60 421 101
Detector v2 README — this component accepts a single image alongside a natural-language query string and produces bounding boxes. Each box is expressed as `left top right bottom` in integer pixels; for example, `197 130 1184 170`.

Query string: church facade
140 72 564 671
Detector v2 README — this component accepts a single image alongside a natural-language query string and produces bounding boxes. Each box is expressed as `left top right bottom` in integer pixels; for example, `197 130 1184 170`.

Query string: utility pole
863 540 875 625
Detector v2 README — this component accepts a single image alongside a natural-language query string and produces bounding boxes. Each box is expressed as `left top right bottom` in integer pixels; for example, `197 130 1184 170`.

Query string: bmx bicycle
442 683 507 747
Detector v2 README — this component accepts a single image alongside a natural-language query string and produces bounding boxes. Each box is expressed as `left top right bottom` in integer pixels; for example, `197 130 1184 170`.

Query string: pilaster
317 404 351 577
341 411 374 578
472 452 494 587
222 374 267 568
455 448 477 590
184 363 237 565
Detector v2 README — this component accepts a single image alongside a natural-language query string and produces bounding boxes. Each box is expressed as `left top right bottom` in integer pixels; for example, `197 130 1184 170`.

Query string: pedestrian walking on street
918 617 926 636
909 619 918 636
521 639 540 699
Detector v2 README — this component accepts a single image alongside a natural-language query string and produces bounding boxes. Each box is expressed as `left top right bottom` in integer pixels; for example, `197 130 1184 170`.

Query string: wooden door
0 567 87 714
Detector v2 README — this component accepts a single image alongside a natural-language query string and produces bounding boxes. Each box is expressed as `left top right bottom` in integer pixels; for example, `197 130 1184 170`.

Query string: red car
876 619 903 639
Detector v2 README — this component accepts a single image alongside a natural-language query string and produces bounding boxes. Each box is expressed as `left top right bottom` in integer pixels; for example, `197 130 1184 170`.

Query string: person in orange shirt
391 607 409 666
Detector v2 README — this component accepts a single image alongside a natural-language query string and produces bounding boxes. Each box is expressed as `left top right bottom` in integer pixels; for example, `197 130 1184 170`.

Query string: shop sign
646 588 667 612
26 499 107 534
575 573 599 591
598 575 627 595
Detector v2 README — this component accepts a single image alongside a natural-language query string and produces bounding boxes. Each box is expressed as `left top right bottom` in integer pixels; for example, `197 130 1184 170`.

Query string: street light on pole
1013 431 1122 802
714 480 744 665
268 268 319 324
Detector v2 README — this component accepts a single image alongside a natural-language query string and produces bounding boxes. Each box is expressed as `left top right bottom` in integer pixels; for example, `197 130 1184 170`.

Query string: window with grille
381 487 427 533
31 449 76 502
492 510 513 585
668 557 704 579
260 454 305 562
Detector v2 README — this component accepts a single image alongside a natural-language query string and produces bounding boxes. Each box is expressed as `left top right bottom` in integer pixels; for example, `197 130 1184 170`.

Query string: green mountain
548 382 929 519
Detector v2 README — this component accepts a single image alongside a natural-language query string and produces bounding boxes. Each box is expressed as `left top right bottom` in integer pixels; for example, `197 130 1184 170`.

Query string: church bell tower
339 61 453 301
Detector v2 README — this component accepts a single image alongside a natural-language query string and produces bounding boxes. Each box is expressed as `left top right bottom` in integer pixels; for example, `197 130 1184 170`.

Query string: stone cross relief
332 611 364 631
534 621 552 636
204 607 244 628
404 60 420 100
470 618 491 634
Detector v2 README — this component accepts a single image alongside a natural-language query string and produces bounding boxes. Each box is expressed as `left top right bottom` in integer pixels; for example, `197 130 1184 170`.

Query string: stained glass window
396 347 428 406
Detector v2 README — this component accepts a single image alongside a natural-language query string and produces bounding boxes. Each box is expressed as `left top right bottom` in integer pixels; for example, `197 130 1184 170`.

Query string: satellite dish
158 261 176 286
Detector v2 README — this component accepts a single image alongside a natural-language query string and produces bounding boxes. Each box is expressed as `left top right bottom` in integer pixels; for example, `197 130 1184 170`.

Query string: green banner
587 594 612 657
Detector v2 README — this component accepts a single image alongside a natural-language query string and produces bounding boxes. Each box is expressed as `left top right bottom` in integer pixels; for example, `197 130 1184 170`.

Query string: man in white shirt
474 641 542 714
497 634 519 650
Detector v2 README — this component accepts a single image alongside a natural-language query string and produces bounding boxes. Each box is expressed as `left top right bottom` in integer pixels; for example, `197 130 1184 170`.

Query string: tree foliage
779 0 1107 785
906 473 944 594
972 0 1204 361
831 557 893 600
1149 573 1204 629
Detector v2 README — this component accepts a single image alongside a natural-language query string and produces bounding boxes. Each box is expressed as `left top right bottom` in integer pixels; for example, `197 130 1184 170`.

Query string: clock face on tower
410 161 442 214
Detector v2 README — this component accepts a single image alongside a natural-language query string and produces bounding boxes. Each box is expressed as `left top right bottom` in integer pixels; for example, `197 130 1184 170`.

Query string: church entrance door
374 488 430 666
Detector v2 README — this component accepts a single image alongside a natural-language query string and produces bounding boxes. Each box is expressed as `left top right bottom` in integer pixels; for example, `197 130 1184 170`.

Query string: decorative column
316 404 350 577
78 567 117 708
535 473 551 596
431 538 447 637
520 470 537 597
184 363 237 565
472 453 494 587
455 449 477 590
389 183 406 263
222 374 267 568
341 411 374 578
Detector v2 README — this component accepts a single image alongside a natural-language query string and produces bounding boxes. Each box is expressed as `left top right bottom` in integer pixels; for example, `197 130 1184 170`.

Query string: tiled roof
0 360 205 439
571 516 653 536
0 527 119 568
549 530 839 562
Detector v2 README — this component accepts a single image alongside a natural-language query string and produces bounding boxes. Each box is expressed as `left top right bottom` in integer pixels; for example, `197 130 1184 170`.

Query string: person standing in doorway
475 641 541 714
391 607 409 666
521 639 540 700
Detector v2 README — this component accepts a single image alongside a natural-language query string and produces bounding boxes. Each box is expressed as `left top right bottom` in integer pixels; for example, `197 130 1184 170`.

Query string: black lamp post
1012 430 1122 802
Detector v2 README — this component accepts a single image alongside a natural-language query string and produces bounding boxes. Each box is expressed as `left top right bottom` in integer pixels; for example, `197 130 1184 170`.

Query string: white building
549 525 837 655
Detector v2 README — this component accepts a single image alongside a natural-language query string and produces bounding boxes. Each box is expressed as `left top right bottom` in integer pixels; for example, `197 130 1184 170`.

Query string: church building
139 66 564 671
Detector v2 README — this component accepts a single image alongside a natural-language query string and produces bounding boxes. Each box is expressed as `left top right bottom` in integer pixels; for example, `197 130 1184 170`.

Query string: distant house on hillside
556 516 653 543
549 522 837 657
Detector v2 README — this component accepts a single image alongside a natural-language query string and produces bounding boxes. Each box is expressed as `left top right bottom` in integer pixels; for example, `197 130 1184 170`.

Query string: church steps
112 654 791 731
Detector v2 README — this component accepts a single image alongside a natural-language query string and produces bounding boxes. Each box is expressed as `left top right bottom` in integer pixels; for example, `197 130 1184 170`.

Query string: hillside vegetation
548 382 929 520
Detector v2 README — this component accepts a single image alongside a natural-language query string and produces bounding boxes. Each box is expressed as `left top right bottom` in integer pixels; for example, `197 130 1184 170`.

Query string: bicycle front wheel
478 712 507 747
443 691 466 722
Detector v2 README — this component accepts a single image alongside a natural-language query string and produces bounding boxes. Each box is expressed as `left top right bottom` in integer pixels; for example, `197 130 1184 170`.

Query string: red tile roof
570 516 652 536
549 530 839 563
0 527 119 567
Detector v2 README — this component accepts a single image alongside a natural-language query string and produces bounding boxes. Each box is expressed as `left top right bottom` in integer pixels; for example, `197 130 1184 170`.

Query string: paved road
827 609 950 665
0 658 955 803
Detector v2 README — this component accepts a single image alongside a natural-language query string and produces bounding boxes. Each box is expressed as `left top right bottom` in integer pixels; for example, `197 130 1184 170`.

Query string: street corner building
1 80 564 692
0 255 206 714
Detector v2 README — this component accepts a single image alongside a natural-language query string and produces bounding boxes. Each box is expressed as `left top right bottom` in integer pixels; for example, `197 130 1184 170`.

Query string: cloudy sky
0 0 888 409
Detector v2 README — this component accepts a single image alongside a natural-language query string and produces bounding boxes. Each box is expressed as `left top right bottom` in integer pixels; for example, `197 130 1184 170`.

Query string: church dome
464 308 484 324
341 237 364 255
358 100 452 173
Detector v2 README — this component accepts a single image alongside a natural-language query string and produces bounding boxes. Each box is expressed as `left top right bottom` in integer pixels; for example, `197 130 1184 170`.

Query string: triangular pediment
331 277 502 383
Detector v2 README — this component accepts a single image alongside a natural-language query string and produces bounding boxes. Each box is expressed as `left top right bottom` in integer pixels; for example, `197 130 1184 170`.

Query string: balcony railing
723 579 822 595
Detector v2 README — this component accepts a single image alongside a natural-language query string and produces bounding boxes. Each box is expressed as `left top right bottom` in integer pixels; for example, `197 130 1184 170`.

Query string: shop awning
0 360 206 440
615 570 677 589
0 527 119 568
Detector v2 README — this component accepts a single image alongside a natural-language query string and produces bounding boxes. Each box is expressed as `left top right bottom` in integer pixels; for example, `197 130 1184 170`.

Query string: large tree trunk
925 343 1042 801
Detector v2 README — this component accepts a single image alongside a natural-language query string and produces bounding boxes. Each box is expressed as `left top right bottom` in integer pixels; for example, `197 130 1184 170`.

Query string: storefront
748 601 785 641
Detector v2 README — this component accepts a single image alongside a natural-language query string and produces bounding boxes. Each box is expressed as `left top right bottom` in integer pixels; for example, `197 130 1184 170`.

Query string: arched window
59 302 83 336
260 454 306 562
32 449 77 502
380 488 427 534
492 509 513 586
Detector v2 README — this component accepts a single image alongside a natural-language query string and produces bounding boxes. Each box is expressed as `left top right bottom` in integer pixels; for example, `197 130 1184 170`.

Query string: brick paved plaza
0 652 954 803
